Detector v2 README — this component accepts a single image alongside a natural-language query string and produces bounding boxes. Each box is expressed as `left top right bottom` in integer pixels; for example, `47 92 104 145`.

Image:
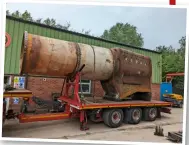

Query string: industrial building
4 15 162 110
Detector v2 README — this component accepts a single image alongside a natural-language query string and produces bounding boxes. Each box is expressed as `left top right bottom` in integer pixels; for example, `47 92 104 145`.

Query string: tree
156 36 185 93
7 10 73 31
43 18 56 26
61 21 71 30
178 36 185 56
175 36 185 90
101 22 144 47
35 18 42 23
6 10 10 15
8 10 92 34
82 29 91 35
21 10 33 21
11 10 21 18
56 24 64 29
155 45 175 54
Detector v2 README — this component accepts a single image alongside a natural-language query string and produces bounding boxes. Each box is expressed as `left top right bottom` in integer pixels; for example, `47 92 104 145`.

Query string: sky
6 3 187 50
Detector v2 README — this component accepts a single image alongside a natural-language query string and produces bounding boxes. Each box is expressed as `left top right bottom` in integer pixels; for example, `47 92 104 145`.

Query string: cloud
6 3 186 50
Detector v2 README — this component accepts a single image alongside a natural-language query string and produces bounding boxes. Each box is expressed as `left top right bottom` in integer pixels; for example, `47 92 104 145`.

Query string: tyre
102 109 111 127
89 110 102 123
102 109 124 128
143 107 158 121
127 108 142 124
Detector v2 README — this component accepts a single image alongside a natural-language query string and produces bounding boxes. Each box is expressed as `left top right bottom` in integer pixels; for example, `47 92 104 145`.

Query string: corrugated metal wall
5 16 162 83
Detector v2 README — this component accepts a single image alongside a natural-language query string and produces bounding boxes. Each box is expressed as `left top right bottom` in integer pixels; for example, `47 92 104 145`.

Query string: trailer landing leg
80 110 89 131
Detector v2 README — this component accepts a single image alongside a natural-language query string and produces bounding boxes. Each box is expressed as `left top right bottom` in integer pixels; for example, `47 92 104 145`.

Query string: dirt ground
2 108 183 143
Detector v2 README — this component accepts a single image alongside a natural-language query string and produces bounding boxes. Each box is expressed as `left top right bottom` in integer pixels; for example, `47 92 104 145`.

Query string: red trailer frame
10 72 172 131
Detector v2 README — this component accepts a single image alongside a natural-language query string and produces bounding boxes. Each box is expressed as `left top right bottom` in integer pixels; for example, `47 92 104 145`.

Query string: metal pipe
20 32 114 81
19 32 153 101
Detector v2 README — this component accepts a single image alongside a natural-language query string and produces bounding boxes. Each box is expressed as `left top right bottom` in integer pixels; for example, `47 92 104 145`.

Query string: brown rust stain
21 33 152 101
68 42 75 54
101 48 152 101
25 34 79 76
120 85 151 99
25 34 33 73
30 37 41 70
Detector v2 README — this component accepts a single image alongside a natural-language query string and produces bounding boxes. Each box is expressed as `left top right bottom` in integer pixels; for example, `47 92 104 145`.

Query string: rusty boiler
20 32 152 101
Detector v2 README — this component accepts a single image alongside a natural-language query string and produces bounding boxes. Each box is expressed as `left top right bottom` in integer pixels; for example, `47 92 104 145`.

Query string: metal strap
69 43 81 81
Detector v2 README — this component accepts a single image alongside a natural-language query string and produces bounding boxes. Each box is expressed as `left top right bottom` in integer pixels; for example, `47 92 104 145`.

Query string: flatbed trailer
3 72 173 131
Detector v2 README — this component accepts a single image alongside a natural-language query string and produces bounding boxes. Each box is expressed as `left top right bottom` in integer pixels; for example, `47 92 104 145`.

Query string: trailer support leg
80 110 89 131
157 108 161 118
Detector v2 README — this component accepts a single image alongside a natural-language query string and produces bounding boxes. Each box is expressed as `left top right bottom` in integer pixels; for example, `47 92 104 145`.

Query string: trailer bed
65 97 172 110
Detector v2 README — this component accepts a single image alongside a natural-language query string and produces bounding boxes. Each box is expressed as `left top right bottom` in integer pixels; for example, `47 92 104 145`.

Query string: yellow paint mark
3 94 32 97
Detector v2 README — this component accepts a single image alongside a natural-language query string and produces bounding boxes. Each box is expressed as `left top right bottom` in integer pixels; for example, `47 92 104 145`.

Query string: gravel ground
2 108 183 143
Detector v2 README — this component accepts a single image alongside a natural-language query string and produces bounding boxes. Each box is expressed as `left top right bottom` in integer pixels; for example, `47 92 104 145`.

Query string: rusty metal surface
20 32 152 100
20 32 113 80
101 48 152 101
20 32 78 77
79 43 113 80
167 131 182 143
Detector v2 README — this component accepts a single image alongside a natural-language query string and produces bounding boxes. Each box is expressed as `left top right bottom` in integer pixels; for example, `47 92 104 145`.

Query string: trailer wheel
103 109 123 128
128 108 142 124
143 107 157 121
102 109 111 127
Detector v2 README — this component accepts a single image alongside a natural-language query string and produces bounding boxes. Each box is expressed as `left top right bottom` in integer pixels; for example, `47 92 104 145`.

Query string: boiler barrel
20 32 114 80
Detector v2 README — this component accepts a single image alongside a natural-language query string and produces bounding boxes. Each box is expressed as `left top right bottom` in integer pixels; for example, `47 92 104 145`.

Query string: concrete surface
2 108 183 143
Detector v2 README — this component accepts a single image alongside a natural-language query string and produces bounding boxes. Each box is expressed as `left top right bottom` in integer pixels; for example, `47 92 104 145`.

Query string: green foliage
101 22 144 47
6 10 10 15
7 10 72 31
156 36 185 91
43 18 56 26
11 10 21 18
82 29 91 35
35 18 42 23
178 36 186 56
21 10 33 21
7 10 87 34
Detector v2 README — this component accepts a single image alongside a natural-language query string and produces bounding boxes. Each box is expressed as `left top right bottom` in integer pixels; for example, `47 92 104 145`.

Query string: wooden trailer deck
78 97 173 110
